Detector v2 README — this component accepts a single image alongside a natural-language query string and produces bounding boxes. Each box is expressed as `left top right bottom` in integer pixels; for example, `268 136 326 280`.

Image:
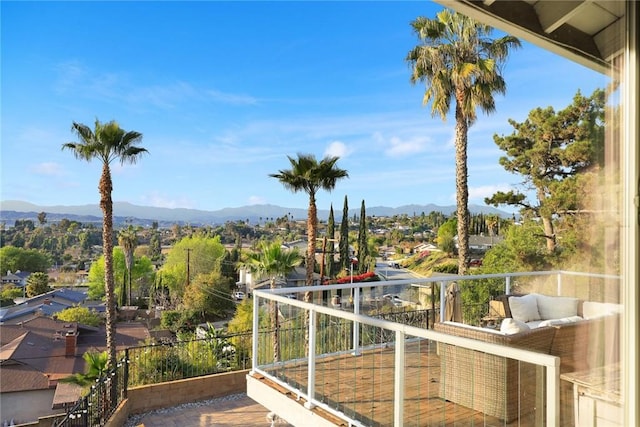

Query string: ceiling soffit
434 0 626 75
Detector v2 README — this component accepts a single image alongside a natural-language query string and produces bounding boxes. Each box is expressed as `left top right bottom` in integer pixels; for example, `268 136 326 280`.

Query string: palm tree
244 241 303 362
406 10 520 274
270 154 348 302
62 119 147 368
60 351 109 387
118 225 138 306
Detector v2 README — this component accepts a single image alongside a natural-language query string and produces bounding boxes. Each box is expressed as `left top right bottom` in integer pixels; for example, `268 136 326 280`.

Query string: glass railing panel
437 343 547 426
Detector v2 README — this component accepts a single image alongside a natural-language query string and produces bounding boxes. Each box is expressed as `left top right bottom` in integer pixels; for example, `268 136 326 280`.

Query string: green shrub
433 262 458 274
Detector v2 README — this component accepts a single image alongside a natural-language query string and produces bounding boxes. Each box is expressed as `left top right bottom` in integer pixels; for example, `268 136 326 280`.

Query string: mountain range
0 200 512 227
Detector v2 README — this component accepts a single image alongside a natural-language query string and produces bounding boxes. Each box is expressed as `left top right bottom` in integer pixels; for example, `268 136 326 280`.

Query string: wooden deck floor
257 339 569 426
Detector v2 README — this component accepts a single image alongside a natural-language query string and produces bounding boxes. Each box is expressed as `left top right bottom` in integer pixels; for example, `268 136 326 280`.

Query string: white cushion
509 294 541 323
538 316 584 327
583 301 622 319
525 320 546 329
536 294 579 320
500 318 530 334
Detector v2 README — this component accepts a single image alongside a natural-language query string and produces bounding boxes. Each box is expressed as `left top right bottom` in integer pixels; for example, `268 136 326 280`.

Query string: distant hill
0 200 512 227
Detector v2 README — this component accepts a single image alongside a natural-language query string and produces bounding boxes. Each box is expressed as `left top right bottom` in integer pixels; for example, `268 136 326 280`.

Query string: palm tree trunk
305 192 317 298
99 164 117 369
455 98 470 276
127 265 132 306
304 193 318 356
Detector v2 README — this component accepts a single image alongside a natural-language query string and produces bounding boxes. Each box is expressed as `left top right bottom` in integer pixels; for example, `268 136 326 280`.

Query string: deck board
259 339 568 426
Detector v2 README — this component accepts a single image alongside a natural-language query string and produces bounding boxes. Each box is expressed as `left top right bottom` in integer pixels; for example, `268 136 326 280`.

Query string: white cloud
324 140 350 158
207 89 258 106
469 184 513 201
248 195 266 205
30 162 66 176
384 135 431 157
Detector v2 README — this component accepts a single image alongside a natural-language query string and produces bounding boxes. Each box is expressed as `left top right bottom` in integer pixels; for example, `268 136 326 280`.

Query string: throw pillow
536 294 579 320
500 318 530 334
509 294 541 323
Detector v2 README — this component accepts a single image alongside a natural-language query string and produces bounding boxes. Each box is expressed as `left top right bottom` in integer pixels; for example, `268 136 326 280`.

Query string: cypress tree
339 195 350 272
357 200 369 274
326 205 336 279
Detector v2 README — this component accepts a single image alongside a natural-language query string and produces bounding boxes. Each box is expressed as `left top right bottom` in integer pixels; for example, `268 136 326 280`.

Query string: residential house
0 317 149 425
1 270 31 293
412 242 438 255
0 288 95 325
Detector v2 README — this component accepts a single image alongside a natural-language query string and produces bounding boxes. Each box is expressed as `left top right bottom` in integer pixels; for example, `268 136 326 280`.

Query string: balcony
247 271 621 426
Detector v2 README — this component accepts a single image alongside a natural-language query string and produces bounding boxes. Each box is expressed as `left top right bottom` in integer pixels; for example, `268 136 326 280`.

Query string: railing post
305 308 317 409
251 294 259 373
439 281 446 322
394 330 405 427
546 363 560 427
352 285 361 356
506 276 511 295
556 272 562 296
123 350 129 398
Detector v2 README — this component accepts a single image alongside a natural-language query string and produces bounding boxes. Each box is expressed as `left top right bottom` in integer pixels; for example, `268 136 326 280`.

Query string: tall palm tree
406 9 520 275
270 154 348 301
62 119 147 368
118 225 138 306
244 241 303 362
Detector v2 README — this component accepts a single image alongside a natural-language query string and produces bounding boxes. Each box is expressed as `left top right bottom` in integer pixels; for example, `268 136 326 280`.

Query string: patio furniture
434 321 556 422
436 294 621 423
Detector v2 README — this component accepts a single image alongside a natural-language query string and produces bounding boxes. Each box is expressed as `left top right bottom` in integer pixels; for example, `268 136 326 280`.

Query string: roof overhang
434 0 625 74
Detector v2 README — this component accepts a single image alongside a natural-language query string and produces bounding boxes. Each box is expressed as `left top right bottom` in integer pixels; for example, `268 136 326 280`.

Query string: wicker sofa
433 294 621 423
434 321 555 422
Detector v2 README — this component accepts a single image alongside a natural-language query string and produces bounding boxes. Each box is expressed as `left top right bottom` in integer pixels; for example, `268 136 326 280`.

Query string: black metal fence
127 331 253 386
53 330 254 427
52 357 128 427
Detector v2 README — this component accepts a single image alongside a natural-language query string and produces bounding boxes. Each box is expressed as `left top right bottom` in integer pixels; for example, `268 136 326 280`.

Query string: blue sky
1 1 608 214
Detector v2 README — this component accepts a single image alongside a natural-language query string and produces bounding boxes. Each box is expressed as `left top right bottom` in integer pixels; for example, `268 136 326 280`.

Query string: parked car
469 259 483 267
233 291 245 300
383 294 403 306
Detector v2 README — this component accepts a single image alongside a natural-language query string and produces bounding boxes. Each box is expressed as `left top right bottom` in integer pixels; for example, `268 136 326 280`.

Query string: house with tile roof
0 316 150 425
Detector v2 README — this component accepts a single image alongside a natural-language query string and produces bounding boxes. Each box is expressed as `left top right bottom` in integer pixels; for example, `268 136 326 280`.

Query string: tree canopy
485 89 605 253
0 246 51 273
160 234 227 297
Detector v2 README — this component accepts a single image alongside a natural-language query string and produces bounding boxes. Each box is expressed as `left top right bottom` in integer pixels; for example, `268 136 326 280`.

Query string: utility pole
316 236 339 284
185 248 192 288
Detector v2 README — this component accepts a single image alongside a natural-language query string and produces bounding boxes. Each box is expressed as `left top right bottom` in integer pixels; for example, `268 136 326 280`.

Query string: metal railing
53 357 128 427
250 270 620 427
127 331 253 386
54 330 255 426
